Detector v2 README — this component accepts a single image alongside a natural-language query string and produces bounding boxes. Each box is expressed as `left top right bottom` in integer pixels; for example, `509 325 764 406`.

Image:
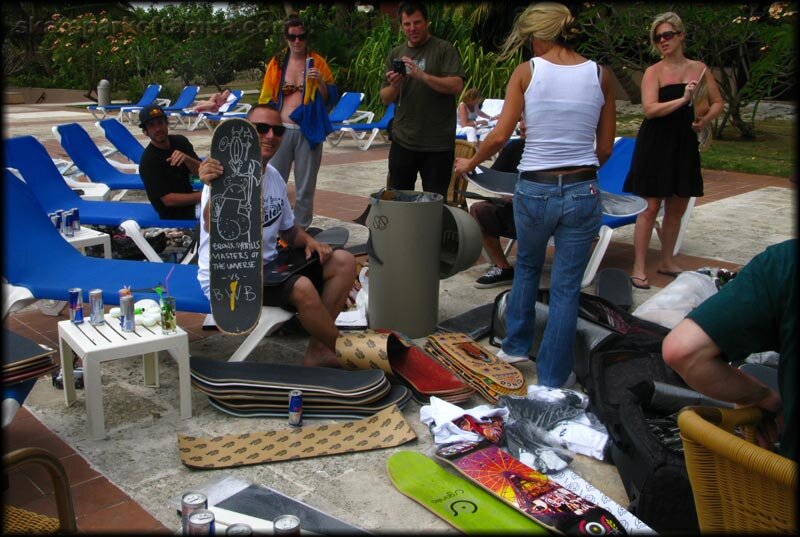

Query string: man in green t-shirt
380 2 465 197
662 239 797 460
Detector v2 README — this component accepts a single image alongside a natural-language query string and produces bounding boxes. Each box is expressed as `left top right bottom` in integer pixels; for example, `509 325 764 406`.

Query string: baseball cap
139 104 167 128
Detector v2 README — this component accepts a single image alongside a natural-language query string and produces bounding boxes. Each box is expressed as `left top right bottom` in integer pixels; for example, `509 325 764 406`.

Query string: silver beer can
181 492 208 534
225 522 253 535
272 514 300 535
88 289 104 325
120 295 135 332
187 508 215 535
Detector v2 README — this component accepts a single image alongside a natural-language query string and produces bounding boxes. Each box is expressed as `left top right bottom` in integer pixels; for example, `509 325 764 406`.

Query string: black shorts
262 252 324 310
469 199 516 239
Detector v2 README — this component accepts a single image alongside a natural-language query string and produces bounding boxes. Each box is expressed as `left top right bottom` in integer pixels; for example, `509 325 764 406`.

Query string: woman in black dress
623 12 722 289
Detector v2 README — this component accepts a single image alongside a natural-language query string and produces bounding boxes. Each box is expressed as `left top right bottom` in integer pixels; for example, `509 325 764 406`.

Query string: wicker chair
678 406 797 533
3 448 77 534
446 139 477 210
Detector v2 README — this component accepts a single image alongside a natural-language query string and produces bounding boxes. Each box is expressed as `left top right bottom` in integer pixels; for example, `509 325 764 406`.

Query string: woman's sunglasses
654 30 680 43
254 123 286 136
285 33 307 41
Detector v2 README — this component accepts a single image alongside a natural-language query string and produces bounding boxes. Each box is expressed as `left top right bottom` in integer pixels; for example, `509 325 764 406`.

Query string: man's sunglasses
254 123 286 136
285 33 307 41
654 30 680 43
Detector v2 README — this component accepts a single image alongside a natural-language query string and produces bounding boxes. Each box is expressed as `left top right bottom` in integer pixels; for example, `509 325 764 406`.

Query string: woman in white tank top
453 2 615 388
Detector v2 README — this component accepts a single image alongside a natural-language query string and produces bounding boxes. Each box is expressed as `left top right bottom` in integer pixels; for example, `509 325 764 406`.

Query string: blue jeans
502 178 602 386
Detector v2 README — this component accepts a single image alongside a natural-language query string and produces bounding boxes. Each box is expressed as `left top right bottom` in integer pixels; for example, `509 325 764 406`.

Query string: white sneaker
496 349 529 364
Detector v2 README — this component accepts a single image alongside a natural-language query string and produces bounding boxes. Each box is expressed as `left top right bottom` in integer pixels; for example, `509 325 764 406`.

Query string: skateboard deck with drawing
436 440 627 535
387 451 548 533
209 118 263 334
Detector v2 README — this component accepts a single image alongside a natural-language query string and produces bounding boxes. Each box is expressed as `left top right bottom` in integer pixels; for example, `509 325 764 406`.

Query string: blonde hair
650 12 685 56
462 88 482 103
498 2 578 61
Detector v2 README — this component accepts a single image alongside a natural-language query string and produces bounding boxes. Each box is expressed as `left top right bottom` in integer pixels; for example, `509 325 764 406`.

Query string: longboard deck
595 268 633 311
189 356 387 395
387 451 548 533
465 166 647 217
209 118 263 335
215 484 367 534
436 441 626 535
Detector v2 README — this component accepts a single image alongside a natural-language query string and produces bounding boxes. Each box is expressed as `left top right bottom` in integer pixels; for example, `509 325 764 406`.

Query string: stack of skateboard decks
335 330 475 405
425 332 527 403
190 357 411 419
3 330 58 385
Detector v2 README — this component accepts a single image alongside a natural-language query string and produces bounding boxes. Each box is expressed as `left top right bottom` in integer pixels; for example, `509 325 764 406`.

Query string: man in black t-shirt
138 105 202 220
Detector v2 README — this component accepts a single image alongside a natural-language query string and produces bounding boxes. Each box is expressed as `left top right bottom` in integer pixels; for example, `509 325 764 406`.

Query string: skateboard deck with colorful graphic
436 441 626 535
387 451 548 533
209 118 263 334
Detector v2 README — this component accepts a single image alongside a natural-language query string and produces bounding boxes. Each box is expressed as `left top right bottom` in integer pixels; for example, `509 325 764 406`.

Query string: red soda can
288 390 303 427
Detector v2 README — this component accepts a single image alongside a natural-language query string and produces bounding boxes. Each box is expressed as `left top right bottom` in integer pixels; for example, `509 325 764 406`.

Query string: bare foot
302 344 340 368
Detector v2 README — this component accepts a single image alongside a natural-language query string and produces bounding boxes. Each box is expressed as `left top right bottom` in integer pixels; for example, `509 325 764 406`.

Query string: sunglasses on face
254 123 286 136
655 30 680 43
285 33 307 41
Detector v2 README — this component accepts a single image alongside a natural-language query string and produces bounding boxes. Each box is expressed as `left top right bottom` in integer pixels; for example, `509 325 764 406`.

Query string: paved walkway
2 103 794 532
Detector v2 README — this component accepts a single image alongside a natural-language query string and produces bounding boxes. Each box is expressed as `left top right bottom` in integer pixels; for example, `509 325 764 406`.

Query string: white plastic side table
65 226 112 259
57 314 191 440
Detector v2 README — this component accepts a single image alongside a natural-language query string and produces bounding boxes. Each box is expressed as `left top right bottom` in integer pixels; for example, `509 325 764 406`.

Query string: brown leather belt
519 169 597 184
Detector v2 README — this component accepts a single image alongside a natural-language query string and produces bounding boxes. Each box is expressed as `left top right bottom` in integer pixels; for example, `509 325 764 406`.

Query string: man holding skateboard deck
197 104 356 366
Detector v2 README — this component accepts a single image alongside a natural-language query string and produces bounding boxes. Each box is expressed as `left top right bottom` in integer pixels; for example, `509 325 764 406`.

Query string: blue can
63 210 74 237
71 207 80 231
288 390 303 427
68 288 84 324
57 210 66 235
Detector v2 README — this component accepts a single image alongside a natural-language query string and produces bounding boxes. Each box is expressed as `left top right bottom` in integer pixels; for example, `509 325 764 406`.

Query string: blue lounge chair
170 90 245 131
5 135 197 262
52 123 145 191
327 103 395 151
2 169 292 361
86 83 162 121
95 119 146 164
119 85 200 125
328 92 372 125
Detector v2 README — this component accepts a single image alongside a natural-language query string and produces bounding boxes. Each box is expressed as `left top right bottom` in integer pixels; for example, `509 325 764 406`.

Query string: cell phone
306 57 314 70
392 59 406 76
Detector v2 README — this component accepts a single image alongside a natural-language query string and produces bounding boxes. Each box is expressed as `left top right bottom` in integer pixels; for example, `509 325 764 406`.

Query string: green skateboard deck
387 451 548 534
436 441 626 535
209 118 263 335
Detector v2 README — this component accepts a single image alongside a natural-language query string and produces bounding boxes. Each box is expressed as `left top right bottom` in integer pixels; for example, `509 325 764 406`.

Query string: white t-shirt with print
197 163 294 299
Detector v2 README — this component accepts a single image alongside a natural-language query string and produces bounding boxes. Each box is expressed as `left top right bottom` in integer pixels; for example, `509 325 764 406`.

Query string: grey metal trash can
367 190 443 338
97 80 111 107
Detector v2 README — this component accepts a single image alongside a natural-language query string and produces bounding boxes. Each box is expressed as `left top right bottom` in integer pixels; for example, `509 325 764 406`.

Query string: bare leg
658 196 690 274
482 235 512 269
297 250 356 367
631 197 663 284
